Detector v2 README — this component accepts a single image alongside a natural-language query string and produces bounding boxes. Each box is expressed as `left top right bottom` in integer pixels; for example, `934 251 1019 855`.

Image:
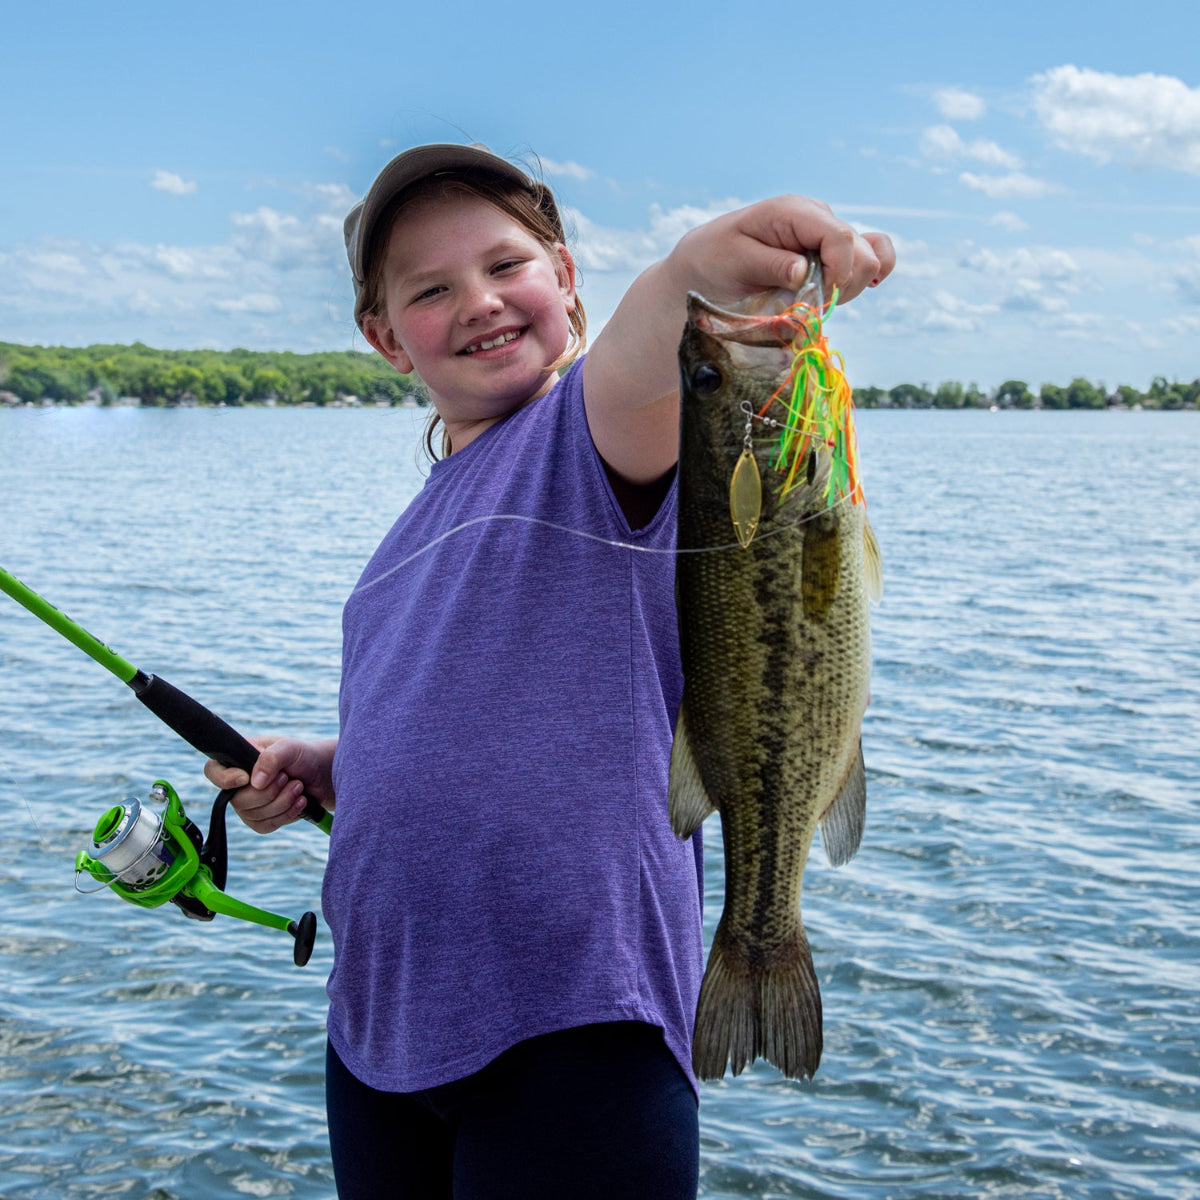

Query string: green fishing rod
1 564 330 965
1 564 332 834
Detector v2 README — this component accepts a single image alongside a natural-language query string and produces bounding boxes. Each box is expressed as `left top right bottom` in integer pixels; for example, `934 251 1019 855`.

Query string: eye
690 363 723 395
411 285 445 303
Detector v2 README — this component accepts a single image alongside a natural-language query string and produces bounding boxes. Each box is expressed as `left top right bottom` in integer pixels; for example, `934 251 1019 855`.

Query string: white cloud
0 184 356 350
999 281 1070 313
230 206 345 270
1175 235 1200 303
959 245 1083 286
921 124 1022 170
934 87 986 121
25 249 88 277
912 289 997 333
540 157 596 181
1031 65 1200 174
567 199 742 273
960 171 1060 198
152 169 197 196
987 211 1029 232
213 293 283 314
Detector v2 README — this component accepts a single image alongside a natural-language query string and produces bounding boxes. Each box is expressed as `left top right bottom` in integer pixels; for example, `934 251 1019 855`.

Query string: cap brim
346 143 533 286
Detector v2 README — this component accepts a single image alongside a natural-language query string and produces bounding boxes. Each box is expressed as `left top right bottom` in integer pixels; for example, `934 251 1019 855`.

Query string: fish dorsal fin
668 699 717 839
819 741 866 867
864 518 884 604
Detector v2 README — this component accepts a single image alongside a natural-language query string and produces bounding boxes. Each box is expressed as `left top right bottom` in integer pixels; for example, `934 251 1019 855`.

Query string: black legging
326 1021 699 1199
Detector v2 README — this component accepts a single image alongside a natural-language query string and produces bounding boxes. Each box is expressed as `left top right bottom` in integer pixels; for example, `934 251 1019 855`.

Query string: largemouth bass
671 260 882 1081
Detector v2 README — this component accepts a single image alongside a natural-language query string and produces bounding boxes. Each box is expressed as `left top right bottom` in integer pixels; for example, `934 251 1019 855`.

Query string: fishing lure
729 286 864 549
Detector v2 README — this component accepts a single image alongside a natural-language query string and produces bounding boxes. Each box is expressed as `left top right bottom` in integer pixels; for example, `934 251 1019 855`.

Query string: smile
460 328 525 355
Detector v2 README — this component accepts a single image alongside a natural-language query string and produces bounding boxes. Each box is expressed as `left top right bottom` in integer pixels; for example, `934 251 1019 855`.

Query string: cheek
394 310 445 358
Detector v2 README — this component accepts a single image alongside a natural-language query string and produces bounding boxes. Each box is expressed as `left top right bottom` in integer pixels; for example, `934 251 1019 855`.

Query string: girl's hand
583 194 895 487
203 736 337 834
674 195 895 308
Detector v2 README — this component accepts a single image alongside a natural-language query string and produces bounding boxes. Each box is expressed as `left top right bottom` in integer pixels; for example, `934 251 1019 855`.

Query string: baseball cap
344 143 555 326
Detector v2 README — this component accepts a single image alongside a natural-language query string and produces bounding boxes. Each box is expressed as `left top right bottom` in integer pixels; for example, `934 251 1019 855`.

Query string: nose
458 274 503 324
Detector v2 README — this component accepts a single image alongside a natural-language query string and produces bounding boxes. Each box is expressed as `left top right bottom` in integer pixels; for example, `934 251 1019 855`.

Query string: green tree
933 381 965 409
994 379 1033 409
889 383 933 408
249 367 288 402
853 386 886 408
1040 382 1067 410
1066 377 1105 409
1147 375 1186 410
164 364 205 403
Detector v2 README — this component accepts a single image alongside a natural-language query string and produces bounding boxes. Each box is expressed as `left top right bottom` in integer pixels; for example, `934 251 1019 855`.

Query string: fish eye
691 363 723 395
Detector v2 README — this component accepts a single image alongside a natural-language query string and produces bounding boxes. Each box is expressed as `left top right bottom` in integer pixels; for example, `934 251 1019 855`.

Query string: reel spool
80 796 176 891
75 779 317 966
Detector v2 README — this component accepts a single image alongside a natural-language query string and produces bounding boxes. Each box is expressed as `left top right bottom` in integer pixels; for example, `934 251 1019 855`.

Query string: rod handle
131 673 332 834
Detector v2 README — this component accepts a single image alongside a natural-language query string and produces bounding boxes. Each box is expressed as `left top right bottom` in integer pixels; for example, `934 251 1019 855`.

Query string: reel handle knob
289 912 318 967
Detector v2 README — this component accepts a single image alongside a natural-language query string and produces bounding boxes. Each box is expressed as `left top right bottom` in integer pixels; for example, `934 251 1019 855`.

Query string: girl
206 142 894 1199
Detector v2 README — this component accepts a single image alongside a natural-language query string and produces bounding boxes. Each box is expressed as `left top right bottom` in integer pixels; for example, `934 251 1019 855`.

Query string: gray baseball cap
344 143 549 326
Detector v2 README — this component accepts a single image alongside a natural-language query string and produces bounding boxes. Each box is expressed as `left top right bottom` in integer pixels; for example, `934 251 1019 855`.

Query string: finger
240 795 307 834
864 232 896 288
203 759 250 789
813 223 859 296
232 776 307 834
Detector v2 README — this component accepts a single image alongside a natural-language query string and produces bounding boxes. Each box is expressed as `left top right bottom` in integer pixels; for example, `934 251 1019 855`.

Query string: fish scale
671 271 878 1081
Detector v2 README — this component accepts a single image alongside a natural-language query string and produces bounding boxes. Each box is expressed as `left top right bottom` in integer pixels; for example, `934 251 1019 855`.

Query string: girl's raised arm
581 196 894 486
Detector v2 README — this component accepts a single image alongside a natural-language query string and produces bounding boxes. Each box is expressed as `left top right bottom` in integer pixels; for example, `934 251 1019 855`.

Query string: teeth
464 330 521 354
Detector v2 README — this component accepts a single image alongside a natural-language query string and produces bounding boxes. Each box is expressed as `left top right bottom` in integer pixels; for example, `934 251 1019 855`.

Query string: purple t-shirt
324 358 703 1094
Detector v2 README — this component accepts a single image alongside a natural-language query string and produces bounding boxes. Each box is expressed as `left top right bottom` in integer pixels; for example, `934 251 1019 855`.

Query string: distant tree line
855 377 1199 410
0 341 427 408
1 341 1196 411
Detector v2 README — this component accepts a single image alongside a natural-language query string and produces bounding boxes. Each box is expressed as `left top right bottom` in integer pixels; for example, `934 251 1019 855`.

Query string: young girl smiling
207 142 893 1199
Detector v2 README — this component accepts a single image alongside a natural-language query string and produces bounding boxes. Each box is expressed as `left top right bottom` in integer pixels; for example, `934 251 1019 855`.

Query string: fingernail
869 277 881 287
251 769 268 789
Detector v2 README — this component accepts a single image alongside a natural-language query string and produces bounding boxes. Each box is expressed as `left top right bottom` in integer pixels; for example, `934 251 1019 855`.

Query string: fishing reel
75 779 317 966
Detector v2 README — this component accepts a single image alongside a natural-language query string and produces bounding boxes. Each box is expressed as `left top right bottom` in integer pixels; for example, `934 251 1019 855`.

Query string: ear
553 243 578 313
362 314 415 376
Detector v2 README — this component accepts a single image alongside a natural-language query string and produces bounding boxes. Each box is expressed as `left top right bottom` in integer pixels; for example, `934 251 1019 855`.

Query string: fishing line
349 489 861 598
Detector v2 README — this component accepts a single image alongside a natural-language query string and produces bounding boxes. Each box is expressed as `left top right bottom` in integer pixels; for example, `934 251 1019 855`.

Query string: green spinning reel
75 779 317 966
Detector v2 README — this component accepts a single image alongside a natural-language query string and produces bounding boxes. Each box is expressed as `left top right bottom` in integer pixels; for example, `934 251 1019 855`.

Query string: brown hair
357 169 587 461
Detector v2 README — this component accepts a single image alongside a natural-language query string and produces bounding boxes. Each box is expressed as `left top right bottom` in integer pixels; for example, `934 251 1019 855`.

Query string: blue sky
3 0 1198 391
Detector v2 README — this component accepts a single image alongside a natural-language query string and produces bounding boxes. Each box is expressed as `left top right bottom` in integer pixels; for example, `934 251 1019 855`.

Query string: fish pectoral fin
819 741 866 868
668 702 716 839
801 517 841 619
864 518 884 604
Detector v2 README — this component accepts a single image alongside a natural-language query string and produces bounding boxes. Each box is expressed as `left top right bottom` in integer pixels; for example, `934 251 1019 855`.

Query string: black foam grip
132 673 329 830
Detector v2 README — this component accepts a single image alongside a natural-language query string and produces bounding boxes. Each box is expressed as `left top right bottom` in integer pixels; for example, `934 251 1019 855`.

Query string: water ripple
3 407 1199 1197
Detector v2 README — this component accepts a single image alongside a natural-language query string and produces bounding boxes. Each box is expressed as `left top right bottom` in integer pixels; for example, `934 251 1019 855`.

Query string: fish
671 258 882 1081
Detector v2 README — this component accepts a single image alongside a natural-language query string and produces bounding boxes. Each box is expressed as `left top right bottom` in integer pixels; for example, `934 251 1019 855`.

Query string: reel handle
130 673 332 834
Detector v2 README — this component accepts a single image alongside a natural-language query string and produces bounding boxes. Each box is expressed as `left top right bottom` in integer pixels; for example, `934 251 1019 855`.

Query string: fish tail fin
692 925 823 1082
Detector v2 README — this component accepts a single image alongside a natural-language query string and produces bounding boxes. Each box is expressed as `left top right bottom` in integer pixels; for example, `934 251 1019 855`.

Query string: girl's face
364 191 577 438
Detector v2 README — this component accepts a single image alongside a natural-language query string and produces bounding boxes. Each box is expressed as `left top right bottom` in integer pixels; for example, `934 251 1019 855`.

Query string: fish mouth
687 256 824 346
458 326 528 355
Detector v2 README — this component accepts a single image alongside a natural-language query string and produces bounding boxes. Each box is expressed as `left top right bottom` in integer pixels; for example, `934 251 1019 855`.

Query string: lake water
1 406 1198 1199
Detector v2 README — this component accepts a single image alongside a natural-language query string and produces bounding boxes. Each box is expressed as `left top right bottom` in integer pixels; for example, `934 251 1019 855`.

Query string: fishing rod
1 564 330 965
